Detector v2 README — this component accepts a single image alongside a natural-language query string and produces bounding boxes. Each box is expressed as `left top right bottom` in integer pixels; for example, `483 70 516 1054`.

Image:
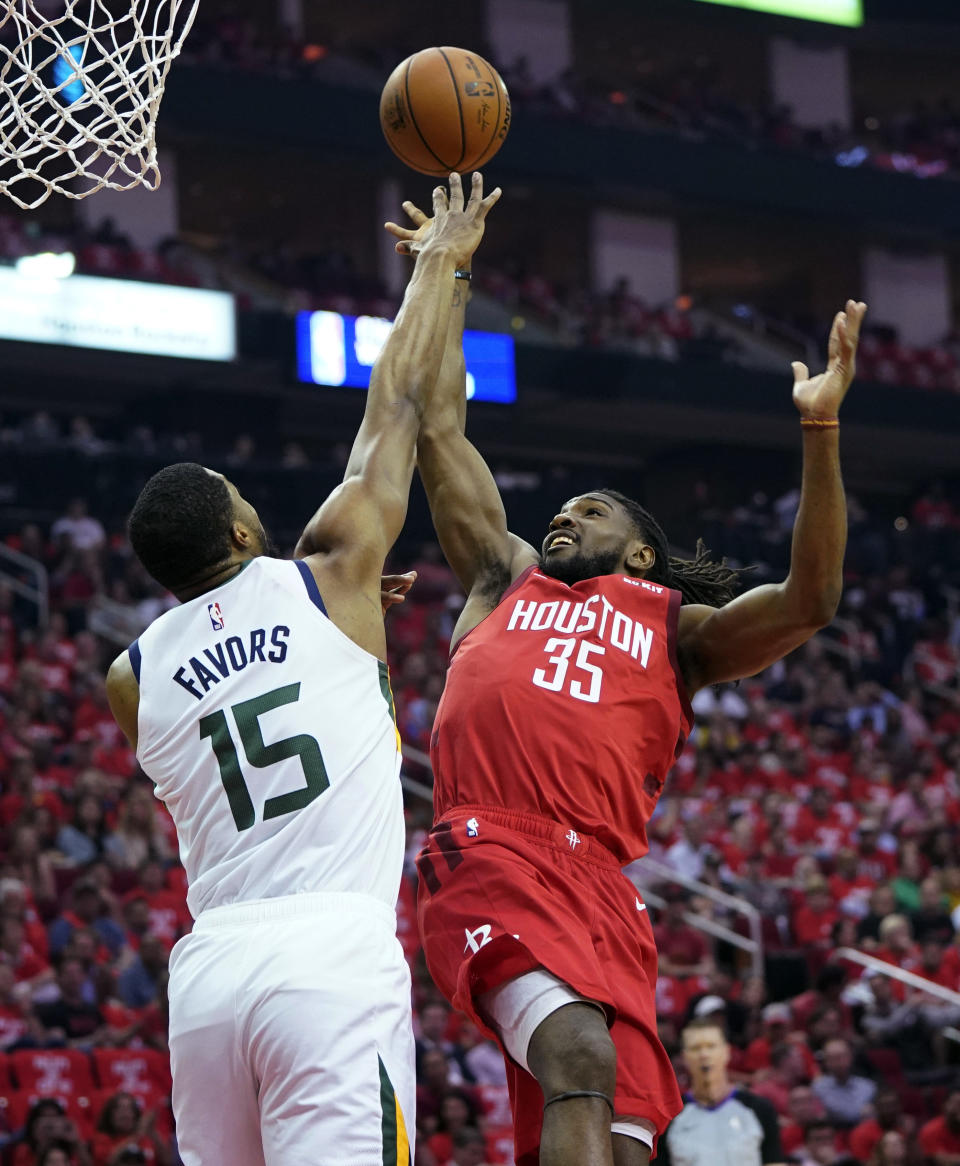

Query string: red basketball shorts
416 805 682 1164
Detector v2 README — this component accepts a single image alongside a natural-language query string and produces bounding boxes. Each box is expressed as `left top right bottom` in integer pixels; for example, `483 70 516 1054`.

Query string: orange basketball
379 47 511 177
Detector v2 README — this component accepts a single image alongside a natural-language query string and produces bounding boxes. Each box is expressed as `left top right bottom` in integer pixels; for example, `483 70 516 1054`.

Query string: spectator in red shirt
654 887 715 981
791 964 851 1031
828 848 875 919
137 970 170 1054
743 1002 819 1079
426 1089 483 1165
749 1041 810 1116
873 914 918 969
911 937 955 989
0 962 45 1050
11 1099 90 1166
132 861 189 950
780 1084 826 1157
37 1140 85 1166
445 1127 491 1166
919 1088 960 1165
848 1087 914 1162
91 1093 169 1166
48 878 126 960
799 1119 842 1166
0 750 67 825
1 877 50 958
0 915 53 993
854 823 898 884
792 877 841 949
5 820 58 906
792 788 851 856
871 1130 908 1166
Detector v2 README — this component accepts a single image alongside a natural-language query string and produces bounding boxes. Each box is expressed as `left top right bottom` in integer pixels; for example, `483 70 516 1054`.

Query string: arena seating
0 450 958 1163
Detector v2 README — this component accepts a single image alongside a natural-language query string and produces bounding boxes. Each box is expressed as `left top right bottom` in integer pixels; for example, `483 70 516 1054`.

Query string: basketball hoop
0 0 199 210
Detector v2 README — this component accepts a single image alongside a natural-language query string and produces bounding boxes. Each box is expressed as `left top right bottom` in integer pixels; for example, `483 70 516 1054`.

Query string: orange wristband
800 417 839 429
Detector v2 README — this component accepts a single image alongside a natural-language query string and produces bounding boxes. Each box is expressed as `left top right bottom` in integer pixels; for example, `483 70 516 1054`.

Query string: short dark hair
595 489 743 607
128 463 233 590
97 1091 141 1135
681 1015 728 1042
38 1140 76 1165
25 1098 65 1144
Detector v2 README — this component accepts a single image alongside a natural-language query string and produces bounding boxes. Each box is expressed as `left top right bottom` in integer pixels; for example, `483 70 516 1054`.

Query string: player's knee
528 1003 616 1095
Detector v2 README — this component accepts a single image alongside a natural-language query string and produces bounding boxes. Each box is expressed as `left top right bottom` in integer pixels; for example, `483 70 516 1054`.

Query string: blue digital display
53 44 86 106
296 310 517 404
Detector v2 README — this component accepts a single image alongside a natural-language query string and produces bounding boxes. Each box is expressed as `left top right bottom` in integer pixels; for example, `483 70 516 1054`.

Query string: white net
0 0 199 209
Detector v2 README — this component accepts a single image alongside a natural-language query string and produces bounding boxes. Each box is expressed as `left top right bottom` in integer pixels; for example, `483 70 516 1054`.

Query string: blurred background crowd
1 0 960 1163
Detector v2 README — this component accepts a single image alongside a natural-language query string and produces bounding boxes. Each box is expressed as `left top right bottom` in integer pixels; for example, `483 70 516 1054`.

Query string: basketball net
0 0 199 209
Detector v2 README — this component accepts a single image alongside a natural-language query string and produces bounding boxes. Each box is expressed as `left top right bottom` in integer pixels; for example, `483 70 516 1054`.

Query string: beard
538 545 625 586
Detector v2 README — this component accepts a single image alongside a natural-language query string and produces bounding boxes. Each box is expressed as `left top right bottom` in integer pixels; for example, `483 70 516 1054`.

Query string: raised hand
380 570 416 615
792 300 867 420
385 171 500 267
385 199 433 258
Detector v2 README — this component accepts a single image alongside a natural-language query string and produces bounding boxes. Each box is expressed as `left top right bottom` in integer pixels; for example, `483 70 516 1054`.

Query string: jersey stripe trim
128 639 142 684
294 560 328 615
665 589 694 746
379 662 402 753
378 1054 411 1166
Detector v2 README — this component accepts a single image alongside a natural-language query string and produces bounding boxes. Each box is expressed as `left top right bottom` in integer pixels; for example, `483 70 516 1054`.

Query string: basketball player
104 172 500 1166
387 188 865 1166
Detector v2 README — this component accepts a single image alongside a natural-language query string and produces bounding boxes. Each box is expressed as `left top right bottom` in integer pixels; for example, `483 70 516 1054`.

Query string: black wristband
454 269 472 281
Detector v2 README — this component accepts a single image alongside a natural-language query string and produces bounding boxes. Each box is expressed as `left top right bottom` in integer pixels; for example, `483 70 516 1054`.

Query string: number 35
532 638 605 703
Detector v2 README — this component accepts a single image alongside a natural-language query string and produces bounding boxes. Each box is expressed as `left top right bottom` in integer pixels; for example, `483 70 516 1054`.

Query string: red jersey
431 568 692 862
920 1116 960 1157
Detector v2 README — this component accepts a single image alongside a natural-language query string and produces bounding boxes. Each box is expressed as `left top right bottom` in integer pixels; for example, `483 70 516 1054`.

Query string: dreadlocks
596 488 744 608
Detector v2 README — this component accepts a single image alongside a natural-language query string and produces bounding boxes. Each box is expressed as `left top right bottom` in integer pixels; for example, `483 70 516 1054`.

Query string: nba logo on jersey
207 602 225 631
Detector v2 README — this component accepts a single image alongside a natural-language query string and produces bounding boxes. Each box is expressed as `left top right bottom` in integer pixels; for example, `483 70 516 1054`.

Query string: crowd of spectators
172 10 960 186
4 208 959 398
0 422 959 1163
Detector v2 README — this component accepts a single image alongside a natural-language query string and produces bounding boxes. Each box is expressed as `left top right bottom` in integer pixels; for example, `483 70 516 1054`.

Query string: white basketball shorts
168 891 415 1166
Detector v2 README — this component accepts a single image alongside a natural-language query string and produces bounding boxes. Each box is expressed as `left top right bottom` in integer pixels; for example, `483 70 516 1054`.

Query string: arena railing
0 543 48 628
836 948 960 1012
400 765 765 980
86 595 150 647
629 857 764 980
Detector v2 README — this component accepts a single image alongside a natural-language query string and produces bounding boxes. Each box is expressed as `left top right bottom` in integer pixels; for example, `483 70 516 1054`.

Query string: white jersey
131 557 404 920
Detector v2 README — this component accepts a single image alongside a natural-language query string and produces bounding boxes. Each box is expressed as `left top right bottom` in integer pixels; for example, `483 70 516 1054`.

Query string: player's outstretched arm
386 178 538 608
678 301 867 692
294 173 499 587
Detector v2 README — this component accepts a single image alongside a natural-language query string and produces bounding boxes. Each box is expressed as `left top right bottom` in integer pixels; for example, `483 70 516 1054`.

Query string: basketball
379 47 511 177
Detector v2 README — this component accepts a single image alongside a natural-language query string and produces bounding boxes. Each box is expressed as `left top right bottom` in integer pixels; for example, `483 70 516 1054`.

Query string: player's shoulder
106 647 136 689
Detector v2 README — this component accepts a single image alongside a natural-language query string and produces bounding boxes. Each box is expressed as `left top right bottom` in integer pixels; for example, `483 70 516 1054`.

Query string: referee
658 1017 786 1166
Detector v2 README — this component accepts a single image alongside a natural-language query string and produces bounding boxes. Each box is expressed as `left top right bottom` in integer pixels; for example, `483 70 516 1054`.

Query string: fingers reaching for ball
385 172 501 261
464 170 503 220
425 172 501 266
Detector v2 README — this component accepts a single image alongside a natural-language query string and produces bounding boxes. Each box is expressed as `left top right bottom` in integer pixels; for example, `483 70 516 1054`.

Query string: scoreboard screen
691 0 863 26
296 310 516 403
